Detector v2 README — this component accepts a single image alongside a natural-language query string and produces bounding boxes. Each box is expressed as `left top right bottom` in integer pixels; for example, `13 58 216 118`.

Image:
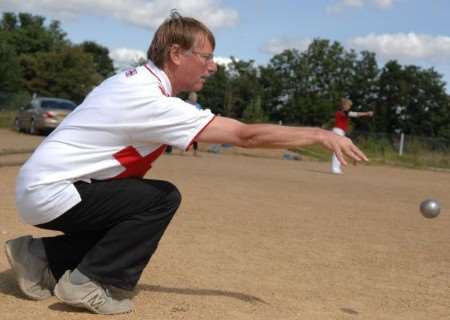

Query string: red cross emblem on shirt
113 145 166 179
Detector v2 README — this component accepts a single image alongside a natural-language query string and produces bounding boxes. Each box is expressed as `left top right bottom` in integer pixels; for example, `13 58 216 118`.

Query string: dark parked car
14 97 77 134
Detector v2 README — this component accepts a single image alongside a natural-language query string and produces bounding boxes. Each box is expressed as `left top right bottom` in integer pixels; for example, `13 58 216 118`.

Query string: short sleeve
126 94 215 151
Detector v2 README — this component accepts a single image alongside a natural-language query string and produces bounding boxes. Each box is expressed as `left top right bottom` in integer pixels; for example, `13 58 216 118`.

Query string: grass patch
291 135 450 170
0 111 16 128
291 145 330 162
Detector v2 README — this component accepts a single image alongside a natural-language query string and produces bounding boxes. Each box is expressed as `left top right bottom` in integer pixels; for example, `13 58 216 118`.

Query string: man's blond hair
339 98 353 110
147 11 215 69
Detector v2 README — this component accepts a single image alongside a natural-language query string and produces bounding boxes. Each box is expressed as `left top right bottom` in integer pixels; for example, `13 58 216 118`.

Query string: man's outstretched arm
197 116 368 167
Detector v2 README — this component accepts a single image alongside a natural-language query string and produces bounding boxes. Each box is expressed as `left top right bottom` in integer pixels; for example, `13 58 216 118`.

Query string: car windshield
41 100 76 110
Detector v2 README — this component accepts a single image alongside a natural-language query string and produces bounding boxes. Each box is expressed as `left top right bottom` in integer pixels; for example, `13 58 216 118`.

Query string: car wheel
29 119 38 135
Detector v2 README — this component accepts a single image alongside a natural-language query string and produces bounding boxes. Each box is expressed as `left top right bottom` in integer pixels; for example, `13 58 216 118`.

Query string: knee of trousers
159 181 182 214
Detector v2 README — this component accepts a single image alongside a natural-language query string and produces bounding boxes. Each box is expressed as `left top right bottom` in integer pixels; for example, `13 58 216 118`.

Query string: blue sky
1 0 450 92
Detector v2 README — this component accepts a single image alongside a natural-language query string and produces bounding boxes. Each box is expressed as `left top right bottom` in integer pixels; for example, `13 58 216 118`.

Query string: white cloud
261 38 312 55
214 56 233 66
374 0 394 9
348 33 450 63
327 0 395 13
109 48 146 70
0 0 238 30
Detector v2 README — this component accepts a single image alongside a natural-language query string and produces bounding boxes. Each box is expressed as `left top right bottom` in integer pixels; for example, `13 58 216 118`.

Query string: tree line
1 12 449 140
0 12 114 105
200 42 450 140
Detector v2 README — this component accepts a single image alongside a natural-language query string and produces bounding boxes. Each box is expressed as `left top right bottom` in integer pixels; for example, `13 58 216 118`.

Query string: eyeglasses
190 50 214 62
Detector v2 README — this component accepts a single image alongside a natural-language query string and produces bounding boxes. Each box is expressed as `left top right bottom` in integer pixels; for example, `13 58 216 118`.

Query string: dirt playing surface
1 128 449 319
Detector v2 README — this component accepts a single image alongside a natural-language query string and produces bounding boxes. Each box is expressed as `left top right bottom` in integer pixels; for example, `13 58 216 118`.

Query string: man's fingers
340 144 369 165
335 149 348 166
346 147 363 162
350 145 368 162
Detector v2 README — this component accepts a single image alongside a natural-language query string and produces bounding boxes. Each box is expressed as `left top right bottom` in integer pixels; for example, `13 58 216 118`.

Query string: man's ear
169 44 183 66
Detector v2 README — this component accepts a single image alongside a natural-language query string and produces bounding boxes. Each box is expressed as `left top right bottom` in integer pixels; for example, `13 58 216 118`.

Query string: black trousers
36 178 181 290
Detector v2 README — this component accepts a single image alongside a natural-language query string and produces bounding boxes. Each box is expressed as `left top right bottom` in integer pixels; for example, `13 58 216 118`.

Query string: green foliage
201 58 263 119
293 135 449 169
200 64 228 115
0 12 109 103
0 42 21 92
79 41 115 78
226 58 262 118
0 91 31 111
20 47 102 103
376 61 449 138
1 12 69 55
242 96 268 123
357 135 450 169
259 39 449 141
0 111 16 128
348 51 379 132
264 39 362 126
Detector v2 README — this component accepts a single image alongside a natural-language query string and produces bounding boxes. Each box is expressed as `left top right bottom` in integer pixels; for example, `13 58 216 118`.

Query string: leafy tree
349 51 380 132
296 39 357 125
438 96 450 139
261 49 301 123
20 47 102 103
0 12 108 103
242 95 268 123
225 58 262 118
201 58 262 119
79 41 115 78
0 42 21 93
265 40 358 126
1 12 18 31
200 64 228 115
377 60 449 138
1 12 69 55
260 49 300 123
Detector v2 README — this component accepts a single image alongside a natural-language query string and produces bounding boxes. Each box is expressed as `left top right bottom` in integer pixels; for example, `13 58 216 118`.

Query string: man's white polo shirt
16 61 215 225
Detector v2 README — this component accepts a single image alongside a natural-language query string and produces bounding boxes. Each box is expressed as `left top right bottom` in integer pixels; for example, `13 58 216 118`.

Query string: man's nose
207 60 217 75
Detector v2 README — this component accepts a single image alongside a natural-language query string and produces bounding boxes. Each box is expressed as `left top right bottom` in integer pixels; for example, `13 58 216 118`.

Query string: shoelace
103 286 112 298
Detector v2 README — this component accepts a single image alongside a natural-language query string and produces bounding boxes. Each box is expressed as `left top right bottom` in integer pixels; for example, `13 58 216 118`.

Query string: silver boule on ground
420 199 441 219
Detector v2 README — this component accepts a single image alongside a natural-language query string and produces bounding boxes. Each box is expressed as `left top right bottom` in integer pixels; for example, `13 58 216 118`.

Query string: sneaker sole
4 239 52 300
4 240 30 298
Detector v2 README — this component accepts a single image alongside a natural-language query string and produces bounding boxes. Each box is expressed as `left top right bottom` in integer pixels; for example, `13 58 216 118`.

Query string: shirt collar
145 60 173 97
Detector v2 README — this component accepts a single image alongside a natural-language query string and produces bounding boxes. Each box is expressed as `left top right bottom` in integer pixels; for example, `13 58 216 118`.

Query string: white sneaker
4 235 56 300
54 270 134 315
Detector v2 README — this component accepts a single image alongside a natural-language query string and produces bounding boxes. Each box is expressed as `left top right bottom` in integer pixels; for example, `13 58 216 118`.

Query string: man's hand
317 129 368 166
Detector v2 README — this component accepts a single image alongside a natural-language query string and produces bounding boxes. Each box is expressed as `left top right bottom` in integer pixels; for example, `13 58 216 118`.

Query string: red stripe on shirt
185 115 216 151
144 64 169 97
113 145 166 179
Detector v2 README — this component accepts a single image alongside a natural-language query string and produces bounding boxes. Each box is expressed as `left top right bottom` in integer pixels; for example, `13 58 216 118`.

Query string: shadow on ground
0 268 25 299
48 303 92 313
138 283 268 305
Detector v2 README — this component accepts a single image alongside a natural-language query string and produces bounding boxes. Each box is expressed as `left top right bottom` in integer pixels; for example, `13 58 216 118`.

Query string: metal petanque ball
420 199 441 219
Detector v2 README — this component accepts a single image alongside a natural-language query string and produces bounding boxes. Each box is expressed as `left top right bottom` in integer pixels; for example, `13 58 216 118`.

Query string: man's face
343 101 353 111
176 35 217 93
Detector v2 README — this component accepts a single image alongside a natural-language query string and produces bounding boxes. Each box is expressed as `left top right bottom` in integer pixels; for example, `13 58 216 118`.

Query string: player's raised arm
197 116 368 166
